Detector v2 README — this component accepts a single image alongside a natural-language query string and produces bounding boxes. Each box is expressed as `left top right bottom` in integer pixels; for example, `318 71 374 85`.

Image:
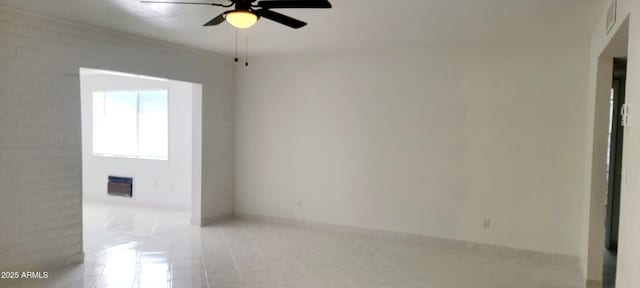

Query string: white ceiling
0 0 608 55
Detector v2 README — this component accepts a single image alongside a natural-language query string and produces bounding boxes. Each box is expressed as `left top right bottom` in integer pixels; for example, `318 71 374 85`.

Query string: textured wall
0 7 234 271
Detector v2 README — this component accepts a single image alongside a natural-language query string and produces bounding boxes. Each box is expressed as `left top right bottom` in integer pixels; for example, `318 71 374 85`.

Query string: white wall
235 38 591 257
0 7 233 272
80 71 196 211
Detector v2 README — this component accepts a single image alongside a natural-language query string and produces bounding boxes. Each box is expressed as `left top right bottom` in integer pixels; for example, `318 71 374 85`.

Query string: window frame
92 88 170 161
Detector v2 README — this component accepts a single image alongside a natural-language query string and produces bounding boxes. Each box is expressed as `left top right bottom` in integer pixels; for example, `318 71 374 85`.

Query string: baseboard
586 280 602 288
66 251 85 265
201 213 233 226
235 213 579 266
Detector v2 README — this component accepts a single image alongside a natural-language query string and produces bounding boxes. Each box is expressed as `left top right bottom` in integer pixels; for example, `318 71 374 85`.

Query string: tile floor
2 202 586 288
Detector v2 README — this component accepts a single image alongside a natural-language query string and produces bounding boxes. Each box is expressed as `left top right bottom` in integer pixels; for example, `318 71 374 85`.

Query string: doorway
79 68 203 252
602 58 626 288
585 18 628 288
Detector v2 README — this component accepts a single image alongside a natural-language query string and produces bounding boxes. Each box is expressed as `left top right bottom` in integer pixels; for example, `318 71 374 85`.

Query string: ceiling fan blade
204 12 227 26
141 1 232 7
257 0 331 9
254 9 307 29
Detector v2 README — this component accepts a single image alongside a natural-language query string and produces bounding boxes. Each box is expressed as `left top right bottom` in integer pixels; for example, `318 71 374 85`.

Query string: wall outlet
483 218 491 229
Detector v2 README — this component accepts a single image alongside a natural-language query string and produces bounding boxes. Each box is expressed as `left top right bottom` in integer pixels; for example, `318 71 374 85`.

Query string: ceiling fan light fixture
225 10 258 29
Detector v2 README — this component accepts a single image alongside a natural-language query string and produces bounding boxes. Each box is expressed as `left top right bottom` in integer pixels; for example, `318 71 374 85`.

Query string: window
93 90 168 160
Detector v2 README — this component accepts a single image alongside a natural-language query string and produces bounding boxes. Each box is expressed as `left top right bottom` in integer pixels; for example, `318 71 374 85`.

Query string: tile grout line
200 257 211 288
308 226 360 287
238 219 284 288
266 223 334 287
103 216 117 227
318 231 358 288
92 254 111 288
149 221 159 236
296 260 319 286
340 229 392 287
221 224 245 282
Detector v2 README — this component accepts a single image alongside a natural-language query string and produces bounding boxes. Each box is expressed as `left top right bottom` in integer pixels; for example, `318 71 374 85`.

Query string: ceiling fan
140 0 332 29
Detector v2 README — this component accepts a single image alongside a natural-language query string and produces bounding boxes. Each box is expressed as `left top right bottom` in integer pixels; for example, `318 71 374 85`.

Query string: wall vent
108 176 133 198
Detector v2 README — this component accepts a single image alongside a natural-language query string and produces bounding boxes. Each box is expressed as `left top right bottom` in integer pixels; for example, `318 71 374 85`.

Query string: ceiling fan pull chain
234 29 239 63
245 32 249 67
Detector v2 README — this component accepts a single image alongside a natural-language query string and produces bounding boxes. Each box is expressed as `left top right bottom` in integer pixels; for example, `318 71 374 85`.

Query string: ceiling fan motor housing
233 0 254 11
